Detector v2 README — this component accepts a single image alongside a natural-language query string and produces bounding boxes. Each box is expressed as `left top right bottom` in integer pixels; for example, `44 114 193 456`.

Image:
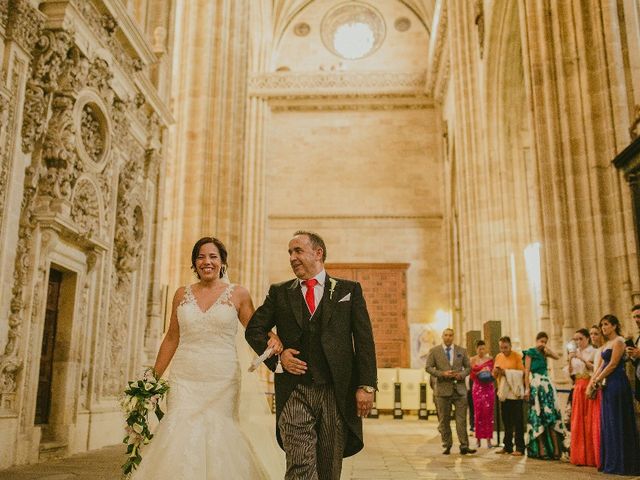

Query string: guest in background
470 340 494 448
493 336 525 456
425 328 476 455
523 331 566 459
592 315 640 476
625 305 640 412
467 375 474 435
587 324 604 468
568 328 596 467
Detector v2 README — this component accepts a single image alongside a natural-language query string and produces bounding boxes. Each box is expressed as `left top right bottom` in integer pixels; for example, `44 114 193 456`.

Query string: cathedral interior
1 0 640 470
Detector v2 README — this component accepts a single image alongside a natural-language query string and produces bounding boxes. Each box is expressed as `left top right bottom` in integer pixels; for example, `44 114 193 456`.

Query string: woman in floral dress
523 331 566 459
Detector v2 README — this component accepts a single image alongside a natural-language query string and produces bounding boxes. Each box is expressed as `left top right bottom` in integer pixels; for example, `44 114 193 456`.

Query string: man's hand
266 332 283 356
443 370 455 378
626 346 640 360
280 348 307 375
356 388 374 418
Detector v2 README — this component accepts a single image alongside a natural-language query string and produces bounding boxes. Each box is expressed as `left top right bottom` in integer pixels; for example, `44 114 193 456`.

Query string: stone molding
425 0 448 98
249 71 432 110
249 71 428 97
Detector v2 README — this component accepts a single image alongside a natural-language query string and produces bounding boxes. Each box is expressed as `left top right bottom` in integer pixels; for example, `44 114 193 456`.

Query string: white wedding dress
130 284 283 479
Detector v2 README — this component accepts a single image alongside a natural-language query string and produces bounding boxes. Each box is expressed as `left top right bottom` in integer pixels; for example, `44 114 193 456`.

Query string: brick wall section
326 263 409 368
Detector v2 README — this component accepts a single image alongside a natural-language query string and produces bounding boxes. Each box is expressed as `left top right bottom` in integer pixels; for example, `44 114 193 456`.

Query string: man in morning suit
425 328 476 455
245 231 377 480
626 305 640 412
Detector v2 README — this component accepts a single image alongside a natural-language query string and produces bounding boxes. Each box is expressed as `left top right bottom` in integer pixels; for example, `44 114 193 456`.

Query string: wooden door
325 263 409 368
35 269 63 425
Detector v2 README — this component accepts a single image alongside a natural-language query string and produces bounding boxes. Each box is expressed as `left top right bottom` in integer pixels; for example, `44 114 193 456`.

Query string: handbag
477 370 493 383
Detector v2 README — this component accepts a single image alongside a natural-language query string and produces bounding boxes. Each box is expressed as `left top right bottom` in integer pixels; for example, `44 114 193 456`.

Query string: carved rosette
71 178 101 237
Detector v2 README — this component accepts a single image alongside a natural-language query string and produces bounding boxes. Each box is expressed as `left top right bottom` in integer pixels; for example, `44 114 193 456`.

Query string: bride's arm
153 287 183 377
236 286 282 355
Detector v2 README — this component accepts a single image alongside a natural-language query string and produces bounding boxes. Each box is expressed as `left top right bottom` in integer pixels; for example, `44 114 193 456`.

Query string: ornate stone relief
69 0 139 76
22 30 76 154
5 0 45 53
103 155 146 397
250 71 426 95
0 63 21 233
39 95 78 201
3 18 154 407
0 168 37 408
71 178 101 236
80 104 105 163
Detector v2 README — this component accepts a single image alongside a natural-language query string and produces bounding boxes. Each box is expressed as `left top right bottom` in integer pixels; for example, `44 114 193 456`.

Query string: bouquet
121 368 170 477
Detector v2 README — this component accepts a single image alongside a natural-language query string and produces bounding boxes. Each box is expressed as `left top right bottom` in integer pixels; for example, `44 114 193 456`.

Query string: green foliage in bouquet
121 368 170 477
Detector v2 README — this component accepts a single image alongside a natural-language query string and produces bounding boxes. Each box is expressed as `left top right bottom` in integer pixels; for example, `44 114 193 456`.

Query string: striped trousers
278 383 346 480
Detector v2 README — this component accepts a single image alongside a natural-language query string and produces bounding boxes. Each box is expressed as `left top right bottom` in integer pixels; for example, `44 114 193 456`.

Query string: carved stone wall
0 0 171 468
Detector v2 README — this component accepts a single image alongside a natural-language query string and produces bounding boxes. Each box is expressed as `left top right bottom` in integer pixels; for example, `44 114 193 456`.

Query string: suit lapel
320 274 338 329
286 279 304 329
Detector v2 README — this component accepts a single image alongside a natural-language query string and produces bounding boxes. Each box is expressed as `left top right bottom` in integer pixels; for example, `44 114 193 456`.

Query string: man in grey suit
425 328 476 455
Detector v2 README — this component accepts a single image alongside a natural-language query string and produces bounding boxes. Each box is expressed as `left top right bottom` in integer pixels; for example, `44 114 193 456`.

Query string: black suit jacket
245 274 377 457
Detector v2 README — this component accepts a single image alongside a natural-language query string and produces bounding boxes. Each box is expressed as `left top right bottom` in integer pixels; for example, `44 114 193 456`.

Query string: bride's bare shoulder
172 286 187 303
231 284 250 299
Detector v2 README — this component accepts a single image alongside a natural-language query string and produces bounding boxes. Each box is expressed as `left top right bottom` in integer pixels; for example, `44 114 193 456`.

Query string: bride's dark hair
191 237 228 279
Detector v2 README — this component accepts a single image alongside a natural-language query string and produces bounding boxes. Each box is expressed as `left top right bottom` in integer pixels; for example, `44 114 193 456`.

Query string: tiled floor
0 416 632 479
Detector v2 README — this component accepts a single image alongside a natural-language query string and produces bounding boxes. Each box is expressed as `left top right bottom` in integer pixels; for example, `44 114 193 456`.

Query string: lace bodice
176 283 238 346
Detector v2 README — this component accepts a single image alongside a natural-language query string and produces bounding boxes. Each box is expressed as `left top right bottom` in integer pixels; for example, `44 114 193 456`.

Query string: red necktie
304 279 318 314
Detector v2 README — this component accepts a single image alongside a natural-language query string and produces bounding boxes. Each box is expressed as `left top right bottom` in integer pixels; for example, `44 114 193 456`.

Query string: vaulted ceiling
271 0 436 42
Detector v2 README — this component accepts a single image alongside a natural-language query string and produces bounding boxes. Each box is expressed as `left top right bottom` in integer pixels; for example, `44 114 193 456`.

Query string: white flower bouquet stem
121 368 170 477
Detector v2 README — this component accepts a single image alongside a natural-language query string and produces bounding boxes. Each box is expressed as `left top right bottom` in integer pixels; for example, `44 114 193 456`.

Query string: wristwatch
359 385 375 393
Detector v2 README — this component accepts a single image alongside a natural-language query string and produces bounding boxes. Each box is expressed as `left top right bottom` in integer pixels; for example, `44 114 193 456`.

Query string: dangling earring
220 265 227 278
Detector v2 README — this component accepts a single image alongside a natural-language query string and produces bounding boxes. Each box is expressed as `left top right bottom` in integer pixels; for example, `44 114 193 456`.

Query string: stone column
518 0 639 352
165 0 249 289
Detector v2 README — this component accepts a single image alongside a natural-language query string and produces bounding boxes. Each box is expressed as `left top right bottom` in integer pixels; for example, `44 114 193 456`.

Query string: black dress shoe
460 447 477 455
442 447 451 455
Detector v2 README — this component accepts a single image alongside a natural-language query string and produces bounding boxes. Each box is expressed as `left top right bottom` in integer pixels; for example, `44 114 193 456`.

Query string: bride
130 236 284 479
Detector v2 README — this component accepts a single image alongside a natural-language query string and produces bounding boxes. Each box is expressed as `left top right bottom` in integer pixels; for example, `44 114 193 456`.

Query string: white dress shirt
570 345 595 375
442 344 454 366
299 270 326 312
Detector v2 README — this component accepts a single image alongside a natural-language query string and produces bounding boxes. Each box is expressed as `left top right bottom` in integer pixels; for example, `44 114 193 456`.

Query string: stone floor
0 416 633 479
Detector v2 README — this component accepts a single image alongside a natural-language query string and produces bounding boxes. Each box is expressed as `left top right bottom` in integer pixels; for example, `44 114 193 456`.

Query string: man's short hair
293 230 327 262
499 336 511 344
443 328 454 335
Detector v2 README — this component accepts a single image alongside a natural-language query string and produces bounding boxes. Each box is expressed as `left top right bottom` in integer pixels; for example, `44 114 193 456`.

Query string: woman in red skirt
569 328 596 466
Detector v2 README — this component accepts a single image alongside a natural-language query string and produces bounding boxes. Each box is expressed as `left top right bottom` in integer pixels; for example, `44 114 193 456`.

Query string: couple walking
130 231 378 480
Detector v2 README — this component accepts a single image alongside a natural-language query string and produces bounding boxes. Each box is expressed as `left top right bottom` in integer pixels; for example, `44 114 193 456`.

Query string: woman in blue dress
591 314 640 476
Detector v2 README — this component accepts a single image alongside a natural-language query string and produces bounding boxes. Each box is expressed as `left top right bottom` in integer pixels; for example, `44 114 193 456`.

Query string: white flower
329 278 338 300
132 423 143 434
